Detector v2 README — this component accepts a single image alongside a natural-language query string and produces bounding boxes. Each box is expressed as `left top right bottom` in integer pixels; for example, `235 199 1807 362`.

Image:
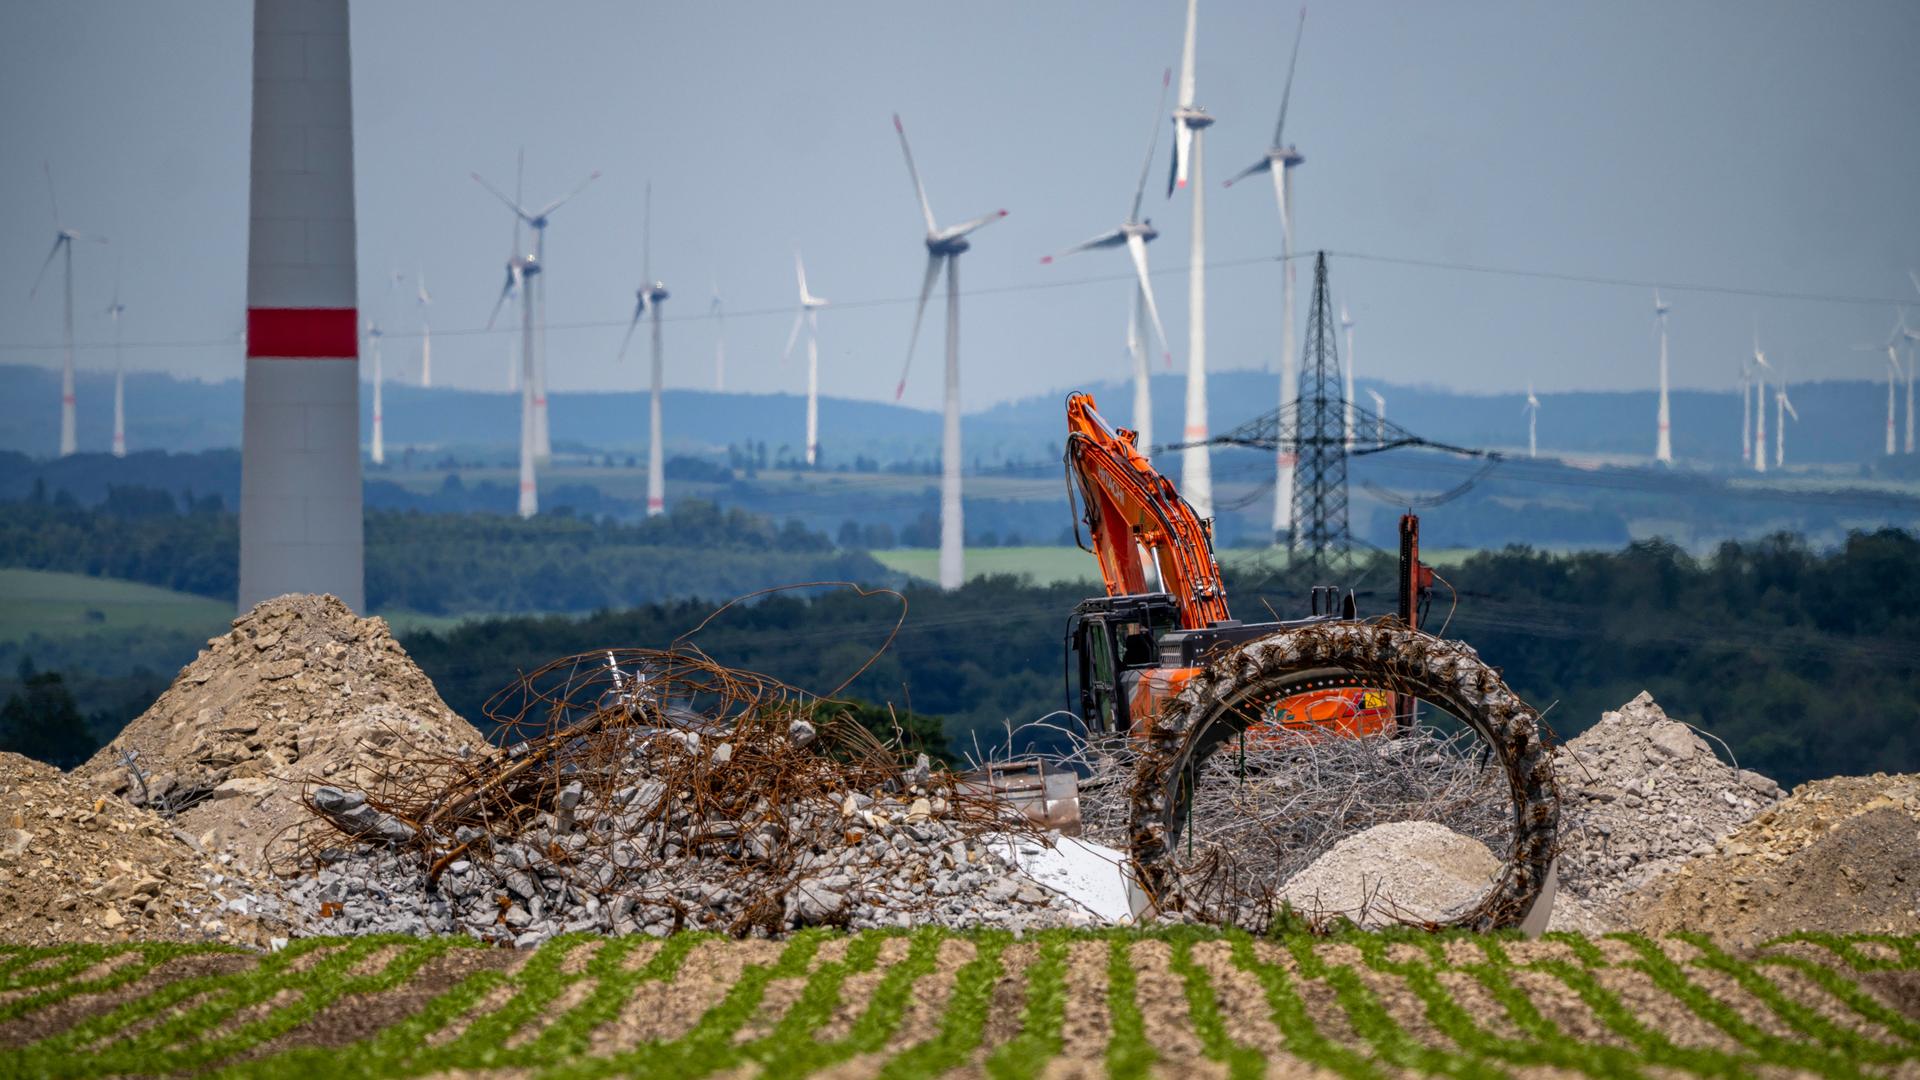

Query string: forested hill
397 529 1920 789
0 486 893 614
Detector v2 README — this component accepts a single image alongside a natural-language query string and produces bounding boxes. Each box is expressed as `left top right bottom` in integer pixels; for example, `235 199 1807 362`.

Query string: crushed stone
1636 773 1920 943
0 752 287 946
1548 692 1783 931
74 594 487 878
1273 820 1502 928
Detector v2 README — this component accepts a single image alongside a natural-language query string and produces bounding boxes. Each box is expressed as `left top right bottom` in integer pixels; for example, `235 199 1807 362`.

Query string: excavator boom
1065 392 1231 629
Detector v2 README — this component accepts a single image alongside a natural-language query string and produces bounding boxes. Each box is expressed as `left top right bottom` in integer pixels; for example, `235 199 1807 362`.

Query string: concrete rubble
1547 691 1784 931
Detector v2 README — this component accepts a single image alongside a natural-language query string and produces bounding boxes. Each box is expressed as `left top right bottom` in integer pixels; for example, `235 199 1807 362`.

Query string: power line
5 248 1912 354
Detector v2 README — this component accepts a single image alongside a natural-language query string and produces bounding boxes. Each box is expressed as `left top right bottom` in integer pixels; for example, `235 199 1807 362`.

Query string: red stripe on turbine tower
246 308 359 359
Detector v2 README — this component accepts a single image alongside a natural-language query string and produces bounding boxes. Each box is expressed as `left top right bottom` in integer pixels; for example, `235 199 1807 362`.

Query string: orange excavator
1062 391 1430 740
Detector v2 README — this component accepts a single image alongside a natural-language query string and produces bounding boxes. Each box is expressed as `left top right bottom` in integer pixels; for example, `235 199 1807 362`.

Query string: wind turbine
1775 381 1797 468
1339 303 1355 451
29 163 107 458
710 280 726 392
617 182 671 517
1366 388 1386 448
1654 291 1672 464
891 113 1008 591
416 270 433 387
107 265 126 458
1855 313 1906 458
783 252 831 466
1900 306 1917 455
1750 333 1769 474
486 208 538 518
473 154 599 462
1040 69 1173 454
1222 6 1306 542
1524 383 1539 459
1167 0 1217 518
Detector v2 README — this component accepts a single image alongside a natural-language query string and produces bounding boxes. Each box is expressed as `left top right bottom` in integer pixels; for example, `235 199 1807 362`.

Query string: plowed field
3 929 1918 1078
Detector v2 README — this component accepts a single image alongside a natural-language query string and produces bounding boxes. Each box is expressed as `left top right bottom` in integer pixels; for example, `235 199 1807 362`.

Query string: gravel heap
1637 772 1920 943
1273 821 1502 928
0 752 288 946
1549 692 1783 931
75 594 487 877
286 743 1100 946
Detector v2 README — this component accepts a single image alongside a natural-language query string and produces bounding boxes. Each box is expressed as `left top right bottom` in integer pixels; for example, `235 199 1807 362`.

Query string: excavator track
1127 619 1560 930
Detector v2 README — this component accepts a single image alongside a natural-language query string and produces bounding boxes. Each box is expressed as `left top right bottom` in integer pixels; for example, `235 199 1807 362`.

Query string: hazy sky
2 1 1917 412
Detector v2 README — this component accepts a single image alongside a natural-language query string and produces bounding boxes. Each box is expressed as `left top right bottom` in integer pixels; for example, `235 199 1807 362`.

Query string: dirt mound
1548 692 1782 931
0 752 287 946
1273 820 1502 927
1637 772 1920 942
75 594 486 876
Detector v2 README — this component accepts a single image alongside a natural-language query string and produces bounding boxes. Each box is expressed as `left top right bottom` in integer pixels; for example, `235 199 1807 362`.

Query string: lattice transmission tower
1288 251 1352 568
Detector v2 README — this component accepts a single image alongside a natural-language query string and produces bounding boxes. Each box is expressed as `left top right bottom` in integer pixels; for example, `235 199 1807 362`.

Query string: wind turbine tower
417 270 432 387
1040 69 1174 453
1224 6 1306 544
891 113 1008 591
1739 356 1752 464
108 270 126 458
367 317 385 465
1775 382 1797 468
1901 315 1917 455
1857 314 1906 458
1168 0 1216 518
1366 388 1386 448
784 253 831 466
488 252 538 518
1524 383 1539 459
617 182 671 517
710 281 726 392
473 157 599 463
1339 304 1355 451
238 0 364 613
1750 335 1769 475
30 164 106 458
1654 291 1672 464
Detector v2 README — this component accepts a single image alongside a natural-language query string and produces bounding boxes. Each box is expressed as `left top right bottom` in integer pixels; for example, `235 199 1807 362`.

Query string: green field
0 569 501 646
0 569 233 642
2 929 1916 1077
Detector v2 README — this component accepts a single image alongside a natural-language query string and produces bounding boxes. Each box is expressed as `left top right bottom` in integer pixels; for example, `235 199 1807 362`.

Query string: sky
1 0 1917 414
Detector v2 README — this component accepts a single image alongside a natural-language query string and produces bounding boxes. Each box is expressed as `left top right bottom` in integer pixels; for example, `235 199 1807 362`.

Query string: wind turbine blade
892 114 938 233
643 181 652 283
1130 69 1172 220
896 254 942 399
471 171 531 221
514 149 525 254
783 310 806 363
42 161 59 225
1167 121 1192 198
28 237 62 301
73 232 109 244
794 250 810 302
616 303 643 364
485 265 518 330
1272 6 1306 147
1909 269 1920 299
1125 233 1172 366
1040 228 1124 264
1221 158 1270 189
943 208 1008 242
532 170 601 220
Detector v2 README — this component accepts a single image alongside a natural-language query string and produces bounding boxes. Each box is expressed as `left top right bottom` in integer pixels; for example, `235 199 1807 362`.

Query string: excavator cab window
1078 617 1121 735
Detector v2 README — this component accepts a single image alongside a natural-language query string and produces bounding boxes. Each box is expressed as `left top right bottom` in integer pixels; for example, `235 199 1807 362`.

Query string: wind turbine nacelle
1174 106 1214 130
1273 146 1304 167
646 283 670 302
1126 221 1160 244
928 236 970 256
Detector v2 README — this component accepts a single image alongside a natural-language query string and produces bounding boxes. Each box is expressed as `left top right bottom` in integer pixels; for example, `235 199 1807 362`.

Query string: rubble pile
288 649 1098 945
1637 773 1920 942
0 752 287 946
1549 692 1783 930
74 595 487 876
1273 820 1502 928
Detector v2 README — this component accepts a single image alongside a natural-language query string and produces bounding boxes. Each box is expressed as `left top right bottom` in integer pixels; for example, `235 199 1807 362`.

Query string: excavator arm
1064 392 1232 630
